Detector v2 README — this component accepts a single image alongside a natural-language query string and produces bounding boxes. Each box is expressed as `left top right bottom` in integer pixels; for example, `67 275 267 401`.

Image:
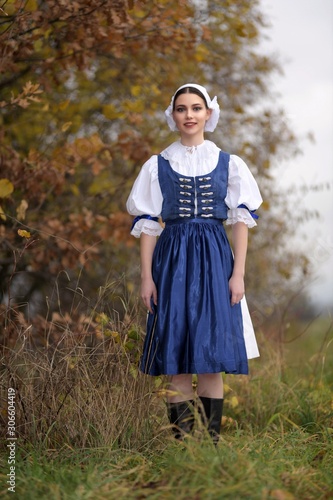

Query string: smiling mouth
184 122 196 126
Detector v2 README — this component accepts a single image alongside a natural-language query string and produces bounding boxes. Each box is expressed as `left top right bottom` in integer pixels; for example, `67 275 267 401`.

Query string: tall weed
0 278 166 451
0 279 332 499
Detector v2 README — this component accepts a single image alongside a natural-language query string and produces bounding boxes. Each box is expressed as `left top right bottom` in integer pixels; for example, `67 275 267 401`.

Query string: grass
0 307 332 499
1 427 332 499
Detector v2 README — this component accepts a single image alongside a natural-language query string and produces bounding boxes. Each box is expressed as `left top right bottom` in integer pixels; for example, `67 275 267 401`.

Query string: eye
193 106 202 111
176 107 185 112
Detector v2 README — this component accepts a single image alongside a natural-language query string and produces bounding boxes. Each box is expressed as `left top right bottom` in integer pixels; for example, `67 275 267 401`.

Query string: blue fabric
139 154 250 376
131 214 159 231
237 204 259 220
158 151 230 221
140 218 249 376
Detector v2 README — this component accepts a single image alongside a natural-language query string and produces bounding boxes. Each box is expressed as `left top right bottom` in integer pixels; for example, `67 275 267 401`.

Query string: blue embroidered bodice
157 151 230 222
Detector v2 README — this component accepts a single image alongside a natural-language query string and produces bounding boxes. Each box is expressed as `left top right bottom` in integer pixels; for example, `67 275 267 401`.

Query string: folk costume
126 84 263 442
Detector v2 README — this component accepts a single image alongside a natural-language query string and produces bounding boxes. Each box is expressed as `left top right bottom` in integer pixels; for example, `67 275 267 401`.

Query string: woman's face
172 93 212 144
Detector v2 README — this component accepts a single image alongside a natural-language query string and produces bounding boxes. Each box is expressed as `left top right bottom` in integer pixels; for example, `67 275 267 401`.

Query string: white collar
160 140 220 172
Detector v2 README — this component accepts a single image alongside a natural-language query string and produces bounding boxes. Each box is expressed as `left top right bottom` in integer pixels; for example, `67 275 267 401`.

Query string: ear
206 108 212 121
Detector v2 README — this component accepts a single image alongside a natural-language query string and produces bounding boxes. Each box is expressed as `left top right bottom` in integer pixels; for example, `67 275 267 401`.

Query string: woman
126 83 262 444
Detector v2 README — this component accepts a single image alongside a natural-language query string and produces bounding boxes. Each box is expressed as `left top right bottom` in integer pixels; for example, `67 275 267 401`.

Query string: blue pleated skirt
140 219 249 376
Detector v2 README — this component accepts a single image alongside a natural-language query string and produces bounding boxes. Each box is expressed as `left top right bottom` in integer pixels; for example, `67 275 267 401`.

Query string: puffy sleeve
126 155 163 238
225 155 263 228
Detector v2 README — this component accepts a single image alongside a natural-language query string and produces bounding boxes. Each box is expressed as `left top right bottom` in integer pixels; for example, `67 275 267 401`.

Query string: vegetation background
0 0 332 498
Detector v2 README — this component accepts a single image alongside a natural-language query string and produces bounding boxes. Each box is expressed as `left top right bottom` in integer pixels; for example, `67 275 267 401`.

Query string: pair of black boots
167 397 224 446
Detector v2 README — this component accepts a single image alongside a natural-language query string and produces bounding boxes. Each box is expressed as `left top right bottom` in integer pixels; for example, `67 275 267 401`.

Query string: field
0 313 332 500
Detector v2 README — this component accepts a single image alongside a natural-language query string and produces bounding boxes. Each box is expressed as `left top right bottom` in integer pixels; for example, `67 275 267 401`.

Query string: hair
172 86 208 110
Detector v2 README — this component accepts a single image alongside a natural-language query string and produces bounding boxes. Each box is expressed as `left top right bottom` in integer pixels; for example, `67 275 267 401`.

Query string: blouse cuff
130 218 163 238
226 208 257 228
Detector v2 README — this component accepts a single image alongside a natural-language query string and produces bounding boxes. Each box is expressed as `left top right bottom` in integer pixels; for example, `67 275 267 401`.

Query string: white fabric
165 83 220 132
241 296 260 359
131 218 163 238
126 140 263 237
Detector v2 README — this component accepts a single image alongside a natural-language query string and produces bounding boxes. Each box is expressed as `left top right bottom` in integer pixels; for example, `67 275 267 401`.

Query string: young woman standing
127 83 262 444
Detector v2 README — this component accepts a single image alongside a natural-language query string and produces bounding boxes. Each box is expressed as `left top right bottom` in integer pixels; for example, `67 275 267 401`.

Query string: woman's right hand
141 277 158 313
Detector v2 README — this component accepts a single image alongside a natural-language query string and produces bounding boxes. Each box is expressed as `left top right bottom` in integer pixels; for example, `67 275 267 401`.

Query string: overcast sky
260 0 333 308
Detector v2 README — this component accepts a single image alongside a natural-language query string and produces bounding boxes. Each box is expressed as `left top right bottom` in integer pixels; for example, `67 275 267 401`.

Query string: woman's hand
140 233 158 313
230 222 248 306
141 276 158 313
229 273 245 306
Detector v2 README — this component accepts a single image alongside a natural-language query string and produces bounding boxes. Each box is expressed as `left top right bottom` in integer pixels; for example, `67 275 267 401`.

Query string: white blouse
126 140 263 237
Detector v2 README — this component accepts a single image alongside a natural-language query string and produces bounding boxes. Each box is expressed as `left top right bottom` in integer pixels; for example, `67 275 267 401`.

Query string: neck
179 134 205 147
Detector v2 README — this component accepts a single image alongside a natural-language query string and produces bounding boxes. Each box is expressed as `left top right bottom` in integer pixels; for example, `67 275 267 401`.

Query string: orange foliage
0 0 307 334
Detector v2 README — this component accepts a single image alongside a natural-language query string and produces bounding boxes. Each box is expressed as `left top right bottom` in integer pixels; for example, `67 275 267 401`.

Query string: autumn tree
0 0 310 340
0 0 199 320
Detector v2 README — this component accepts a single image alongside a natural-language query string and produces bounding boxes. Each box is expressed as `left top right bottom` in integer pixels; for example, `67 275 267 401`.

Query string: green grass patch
0 316 332 499
1 428 332 499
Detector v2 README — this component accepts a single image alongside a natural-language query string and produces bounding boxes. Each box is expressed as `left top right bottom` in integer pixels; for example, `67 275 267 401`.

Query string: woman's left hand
229 274 245 306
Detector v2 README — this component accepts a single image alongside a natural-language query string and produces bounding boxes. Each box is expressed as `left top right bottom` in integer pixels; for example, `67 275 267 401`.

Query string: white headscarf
165 83 220 133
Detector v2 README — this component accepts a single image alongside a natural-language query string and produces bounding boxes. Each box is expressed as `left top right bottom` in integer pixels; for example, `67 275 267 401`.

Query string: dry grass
0 280 167 451
0 280 332 499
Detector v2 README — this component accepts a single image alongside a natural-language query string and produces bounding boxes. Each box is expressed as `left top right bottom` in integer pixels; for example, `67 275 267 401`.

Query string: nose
186 108 193 119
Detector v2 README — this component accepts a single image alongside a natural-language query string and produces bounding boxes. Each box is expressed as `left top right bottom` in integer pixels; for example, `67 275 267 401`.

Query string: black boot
166 400 195 440
199 396 224 445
